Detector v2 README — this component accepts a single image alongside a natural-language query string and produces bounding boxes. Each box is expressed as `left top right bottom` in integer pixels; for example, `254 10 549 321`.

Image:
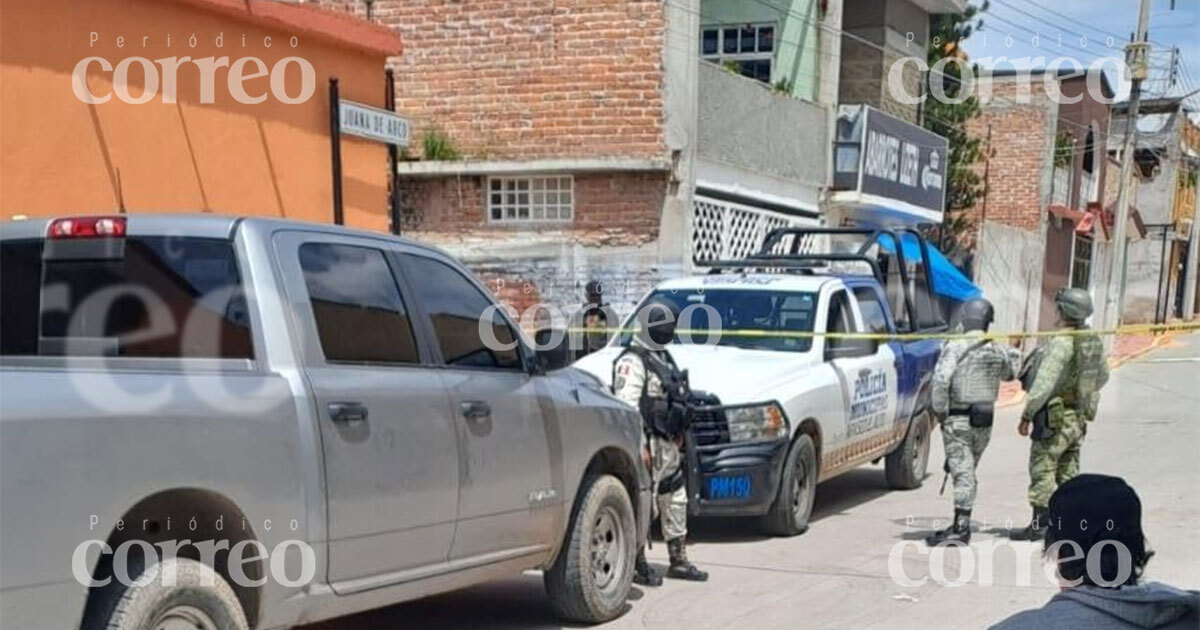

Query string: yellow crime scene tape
562 321 1200 343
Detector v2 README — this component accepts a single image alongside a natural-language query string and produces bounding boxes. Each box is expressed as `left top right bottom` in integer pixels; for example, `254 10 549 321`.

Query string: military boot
632 549 662 587
925 508 971 546
666 538 708 581
1010 506 1049 541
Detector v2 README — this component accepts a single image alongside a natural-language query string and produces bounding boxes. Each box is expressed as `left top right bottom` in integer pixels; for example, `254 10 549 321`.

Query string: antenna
115 168 127 214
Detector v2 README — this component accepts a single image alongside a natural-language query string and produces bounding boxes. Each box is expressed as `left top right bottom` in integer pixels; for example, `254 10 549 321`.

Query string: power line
981 5 1115 62
990 0 1111 46
1013 0 1129 42
730 0 1119 141
664 0 1131 152
665 9 1032 152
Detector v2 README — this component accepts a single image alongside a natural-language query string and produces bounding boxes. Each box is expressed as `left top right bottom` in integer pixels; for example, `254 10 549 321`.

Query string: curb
1107 333 1173 370
995 332 1175 409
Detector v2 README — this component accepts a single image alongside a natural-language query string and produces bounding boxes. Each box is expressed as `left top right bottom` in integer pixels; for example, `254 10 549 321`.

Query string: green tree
924 2 988 263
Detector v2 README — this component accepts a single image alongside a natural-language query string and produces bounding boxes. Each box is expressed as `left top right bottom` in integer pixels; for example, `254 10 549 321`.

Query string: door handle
460 400 492 421
328 401 369 424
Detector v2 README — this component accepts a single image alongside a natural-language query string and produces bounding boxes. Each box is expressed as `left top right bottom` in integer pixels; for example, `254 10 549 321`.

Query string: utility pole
1102 0 1153 329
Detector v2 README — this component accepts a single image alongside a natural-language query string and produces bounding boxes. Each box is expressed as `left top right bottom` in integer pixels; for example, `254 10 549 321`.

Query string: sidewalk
997 332 1170 408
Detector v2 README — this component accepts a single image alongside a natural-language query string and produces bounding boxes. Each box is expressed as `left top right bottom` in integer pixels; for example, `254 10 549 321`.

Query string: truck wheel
544 474 635 623
761 434 817 537
886 406 932 490
91 557 248 630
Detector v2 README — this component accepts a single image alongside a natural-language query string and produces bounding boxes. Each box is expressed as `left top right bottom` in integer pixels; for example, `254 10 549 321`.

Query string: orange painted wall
1 0 395 231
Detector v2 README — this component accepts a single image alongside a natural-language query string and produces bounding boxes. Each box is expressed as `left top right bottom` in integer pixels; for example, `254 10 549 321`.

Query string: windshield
621 289 818 353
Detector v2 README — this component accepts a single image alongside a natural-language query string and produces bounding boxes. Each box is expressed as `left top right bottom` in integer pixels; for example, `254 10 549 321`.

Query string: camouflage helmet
1055 287 1093 323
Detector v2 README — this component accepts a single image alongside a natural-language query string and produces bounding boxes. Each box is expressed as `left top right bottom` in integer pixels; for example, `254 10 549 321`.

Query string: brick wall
325 0 668 161
404 172 665 242
964 80 1056 234
403 171 670 313
315 0 679 315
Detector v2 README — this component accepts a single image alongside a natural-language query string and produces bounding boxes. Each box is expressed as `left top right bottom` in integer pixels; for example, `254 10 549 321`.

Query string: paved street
310 333 1200 630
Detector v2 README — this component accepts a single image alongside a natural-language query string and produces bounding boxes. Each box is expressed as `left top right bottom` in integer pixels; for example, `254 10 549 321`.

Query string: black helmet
959 297 995 332
636 297 679 347
585 280 603 297
1055 287 1093 324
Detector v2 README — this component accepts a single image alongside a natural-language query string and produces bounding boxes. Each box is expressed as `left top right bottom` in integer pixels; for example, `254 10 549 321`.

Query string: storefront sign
339 100 410 147
833 106 948 217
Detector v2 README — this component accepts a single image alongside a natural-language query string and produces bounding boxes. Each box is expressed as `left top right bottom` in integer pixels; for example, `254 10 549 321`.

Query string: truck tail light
47 216 127 239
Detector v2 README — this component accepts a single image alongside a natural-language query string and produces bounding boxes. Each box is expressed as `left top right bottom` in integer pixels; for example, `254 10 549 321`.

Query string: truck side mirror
533 328 573 373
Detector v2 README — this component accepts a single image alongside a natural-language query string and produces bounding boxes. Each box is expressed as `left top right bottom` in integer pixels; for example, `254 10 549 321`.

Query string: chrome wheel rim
153 605 217 630
590 506 625 593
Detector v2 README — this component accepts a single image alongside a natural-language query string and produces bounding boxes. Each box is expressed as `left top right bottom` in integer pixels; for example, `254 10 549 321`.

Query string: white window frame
700 22 776 82
486 175 574 224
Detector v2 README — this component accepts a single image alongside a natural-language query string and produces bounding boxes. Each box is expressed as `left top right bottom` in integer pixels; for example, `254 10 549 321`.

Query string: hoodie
990 582 1200 630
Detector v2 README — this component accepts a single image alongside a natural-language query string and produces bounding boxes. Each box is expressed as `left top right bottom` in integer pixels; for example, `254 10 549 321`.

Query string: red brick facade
324 0 668 160
407 172 666 243
964 75 1112 237
964 80 1055 234
312 0 680 314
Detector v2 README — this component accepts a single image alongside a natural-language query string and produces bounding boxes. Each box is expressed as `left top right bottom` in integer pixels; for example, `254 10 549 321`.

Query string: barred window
487 176 574 223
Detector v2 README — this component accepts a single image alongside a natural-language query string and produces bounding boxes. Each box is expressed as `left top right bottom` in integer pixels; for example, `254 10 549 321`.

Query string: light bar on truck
47 216 127 239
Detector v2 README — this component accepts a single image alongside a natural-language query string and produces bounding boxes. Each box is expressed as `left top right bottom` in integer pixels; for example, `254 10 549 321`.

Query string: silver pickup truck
0 215 649 629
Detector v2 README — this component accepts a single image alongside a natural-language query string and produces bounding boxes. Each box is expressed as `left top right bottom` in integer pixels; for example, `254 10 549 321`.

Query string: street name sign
339 100 410 147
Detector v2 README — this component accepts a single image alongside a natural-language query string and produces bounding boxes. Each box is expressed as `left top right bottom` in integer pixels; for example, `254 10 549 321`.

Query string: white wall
975 220 1045 347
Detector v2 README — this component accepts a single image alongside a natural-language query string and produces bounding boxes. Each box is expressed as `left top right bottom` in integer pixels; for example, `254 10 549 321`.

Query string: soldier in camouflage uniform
613 297 707 585
926 298 1020 546
1011 288 1109 541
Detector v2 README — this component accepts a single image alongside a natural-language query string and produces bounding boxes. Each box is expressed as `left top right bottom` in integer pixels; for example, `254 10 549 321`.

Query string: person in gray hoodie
991 474 1199 630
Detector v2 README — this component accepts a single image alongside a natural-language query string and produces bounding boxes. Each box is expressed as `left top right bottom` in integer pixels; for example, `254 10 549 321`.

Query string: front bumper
686 437 789 517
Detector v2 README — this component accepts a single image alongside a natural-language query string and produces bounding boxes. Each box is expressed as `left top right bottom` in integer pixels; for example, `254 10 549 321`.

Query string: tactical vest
1068 332 1106 416
613 345 687 439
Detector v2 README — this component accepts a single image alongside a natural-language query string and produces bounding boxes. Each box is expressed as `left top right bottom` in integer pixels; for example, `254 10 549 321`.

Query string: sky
961 0 1200 109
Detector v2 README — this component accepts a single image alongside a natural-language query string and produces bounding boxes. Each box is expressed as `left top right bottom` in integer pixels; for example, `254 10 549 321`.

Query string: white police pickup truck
576 228 946 536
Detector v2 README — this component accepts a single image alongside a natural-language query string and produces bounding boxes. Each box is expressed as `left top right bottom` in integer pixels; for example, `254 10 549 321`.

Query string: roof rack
707 226 946 333
706 253 883 281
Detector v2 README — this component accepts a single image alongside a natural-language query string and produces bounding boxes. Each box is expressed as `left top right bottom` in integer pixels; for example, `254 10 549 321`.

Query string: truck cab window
825 290 856 352
403 255 522 370
30 237 251 359
298 243 419 364
853 287 889 334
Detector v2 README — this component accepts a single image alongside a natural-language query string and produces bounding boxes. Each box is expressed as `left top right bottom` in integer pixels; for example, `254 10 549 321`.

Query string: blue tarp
878 234 982 302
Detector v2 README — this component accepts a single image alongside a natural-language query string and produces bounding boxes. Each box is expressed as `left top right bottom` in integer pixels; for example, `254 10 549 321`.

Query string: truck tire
761 434 817 537
544 474 635 623
91 557 248 630
885 404 932 490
